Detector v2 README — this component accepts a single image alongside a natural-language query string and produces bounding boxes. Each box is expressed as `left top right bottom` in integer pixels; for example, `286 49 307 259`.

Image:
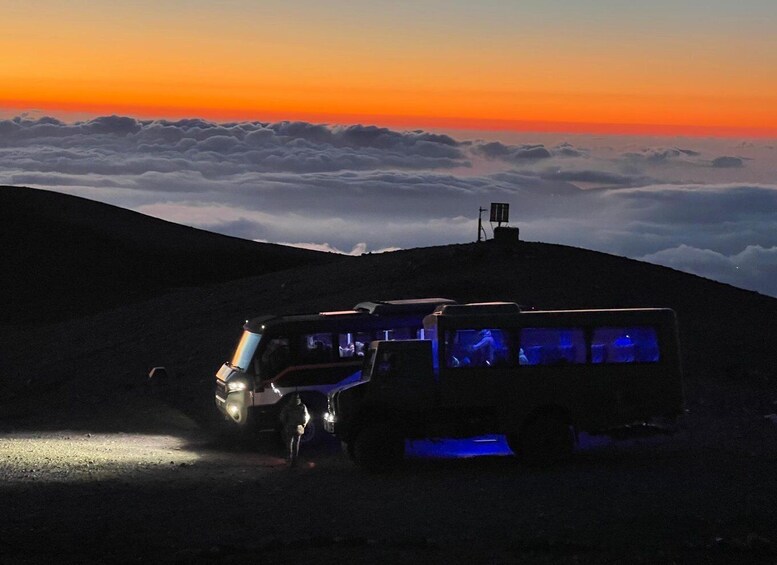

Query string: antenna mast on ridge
477 206 487 242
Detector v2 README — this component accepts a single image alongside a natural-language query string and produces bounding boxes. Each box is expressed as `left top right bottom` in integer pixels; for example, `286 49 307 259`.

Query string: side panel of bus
498 310 683 434
433 309 683 435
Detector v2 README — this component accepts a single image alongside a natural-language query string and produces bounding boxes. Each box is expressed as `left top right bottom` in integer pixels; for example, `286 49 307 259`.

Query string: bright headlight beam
226 380 247 392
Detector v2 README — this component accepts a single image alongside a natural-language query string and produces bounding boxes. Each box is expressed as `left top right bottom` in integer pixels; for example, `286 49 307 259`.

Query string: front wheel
300 415 323 445
352 424 404 473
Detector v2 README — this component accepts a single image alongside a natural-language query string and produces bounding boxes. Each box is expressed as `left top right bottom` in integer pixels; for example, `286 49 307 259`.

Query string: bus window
301 333 334 364
591 327 660 364
519 328 586 365
362 348 377 381
445 328 509 368
338 331 372 358
260 337 290 378
375 351 397 378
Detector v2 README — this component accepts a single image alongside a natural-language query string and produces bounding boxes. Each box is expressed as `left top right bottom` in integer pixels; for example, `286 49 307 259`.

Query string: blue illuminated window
590 327 659 364
445 328 509 368
519 328 586 365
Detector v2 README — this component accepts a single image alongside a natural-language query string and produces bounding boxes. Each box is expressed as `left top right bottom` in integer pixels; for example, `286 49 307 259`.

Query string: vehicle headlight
227 380 248 392
323 411 336 424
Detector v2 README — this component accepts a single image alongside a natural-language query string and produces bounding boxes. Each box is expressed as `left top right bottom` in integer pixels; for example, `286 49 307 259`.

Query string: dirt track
2 406 777 565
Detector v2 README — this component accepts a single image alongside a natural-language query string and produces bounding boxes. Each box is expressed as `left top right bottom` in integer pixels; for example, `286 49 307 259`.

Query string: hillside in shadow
2 186 777 432
0 185 338 324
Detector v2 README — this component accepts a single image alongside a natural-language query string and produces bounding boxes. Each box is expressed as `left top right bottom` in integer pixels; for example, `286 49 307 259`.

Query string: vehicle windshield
230 331 262 371
362 348 377 381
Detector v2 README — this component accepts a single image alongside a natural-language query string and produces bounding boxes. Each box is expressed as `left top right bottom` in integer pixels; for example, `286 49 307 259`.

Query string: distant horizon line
3 99 777 140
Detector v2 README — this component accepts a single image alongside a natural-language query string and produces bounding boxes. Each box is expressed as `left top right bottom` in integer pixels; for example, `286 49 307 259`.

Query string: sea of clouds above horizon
1 114 777 297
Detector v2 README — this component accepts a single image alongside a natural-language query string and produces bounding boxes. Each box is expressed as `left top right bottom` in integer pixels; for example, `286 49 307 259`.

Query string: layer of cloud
712 156 744 168
640 244 777 292
2 115 777 297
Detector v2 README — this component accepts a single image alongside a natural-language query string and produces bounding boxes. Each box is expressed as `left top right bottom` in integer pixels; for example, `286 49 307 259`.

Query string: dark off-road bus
214 298 454 442
326 302 683 470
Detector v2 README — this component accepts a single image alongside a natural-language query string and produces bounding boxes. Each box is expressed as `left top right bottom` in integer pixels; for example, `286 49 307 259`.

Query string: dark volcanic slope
3 237 777 433
3 185 777 430
0 185 338 323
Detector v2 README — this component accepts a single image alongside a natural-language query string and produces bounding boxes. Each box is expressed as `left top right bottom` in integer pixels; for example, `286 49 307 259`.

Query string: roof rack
353 298 456 316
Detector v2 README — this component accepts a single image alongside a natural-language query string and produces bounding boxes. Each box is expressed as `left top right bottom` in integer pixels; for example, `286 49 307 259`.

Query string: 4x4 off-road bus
325 302 683 470
215 298 454 442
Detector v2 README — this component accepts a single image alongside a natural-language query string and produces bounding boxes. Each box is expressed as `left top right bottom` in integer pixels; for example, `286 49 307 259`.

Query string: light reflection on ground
406 435 512 458
404 432 666 459
0 431 199 482
0 429 674 484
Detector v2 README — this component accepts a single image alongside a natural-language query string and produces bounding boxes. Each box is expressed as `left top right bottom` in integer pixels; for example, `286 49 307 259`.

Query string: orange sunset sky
3 0 777 137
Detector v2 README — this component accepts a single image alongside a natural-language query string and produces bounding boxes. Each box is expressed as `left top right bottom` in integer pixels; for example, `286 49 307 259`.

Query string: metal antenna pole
477 206 487 242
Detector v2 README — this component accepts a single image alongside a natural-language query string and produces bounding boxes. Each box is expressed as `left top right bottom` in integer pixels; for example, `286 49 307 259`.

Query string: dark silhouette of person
262 339 290 378
279 393 310 467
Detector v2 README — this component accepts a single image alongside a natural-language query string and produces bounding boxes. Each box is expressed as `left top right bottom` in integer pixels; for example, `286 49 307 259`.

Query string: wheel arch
506 403 578 461
519 404 577 439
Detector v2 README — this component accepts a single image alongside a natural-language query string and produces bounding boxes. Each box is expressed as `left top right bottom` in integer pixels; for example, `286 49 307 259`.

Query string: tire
515 411 575 466
299 415 322 445
298 393 327 446
352 424 404 473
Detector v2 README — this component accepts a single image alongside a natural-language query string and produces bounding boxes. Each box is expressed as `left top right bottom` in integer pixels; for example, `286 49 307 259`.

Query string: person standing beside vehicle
279 394 310 467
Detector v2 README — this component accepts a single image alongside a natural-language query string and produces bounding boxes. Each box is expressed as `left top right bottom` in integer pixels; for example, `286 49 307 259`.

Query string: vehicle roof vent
353 298 456 315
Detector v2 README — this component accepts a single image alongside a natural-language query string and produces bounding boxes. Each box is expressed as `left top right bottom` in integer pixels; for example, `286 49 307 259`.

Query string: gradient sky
3 1 777 298
3 0 777 136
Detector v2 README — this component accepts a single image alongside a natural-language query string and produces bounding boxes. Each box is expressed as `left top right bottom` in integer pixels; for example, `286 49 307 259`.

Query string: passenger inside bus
262 338 290 378
447 329 508 368
339 342 355 358
611 333 636 363
338 332 370 358
303 334 333 364
519 328 586 365
471 329 495 365
590 327 659 364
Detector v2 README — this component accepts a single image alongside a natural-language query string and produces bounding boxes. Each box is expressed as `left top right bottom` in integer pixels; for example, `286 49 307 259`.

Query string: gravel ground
2 400 777 565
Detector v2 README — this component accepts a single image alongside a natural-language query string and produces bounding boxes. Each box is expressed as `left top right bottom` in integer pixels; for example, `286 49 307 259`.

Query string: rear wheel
512 411 575 466
353 424 404 473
